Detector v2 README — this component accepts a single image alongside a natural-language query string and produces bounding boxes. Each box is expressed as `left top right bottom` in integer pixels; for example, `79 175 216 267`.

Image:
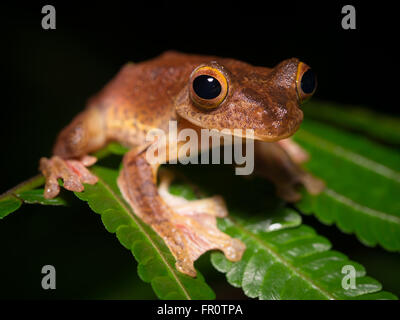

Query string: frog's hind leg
118 149 245 277
254 140 325 202
157 170 228 218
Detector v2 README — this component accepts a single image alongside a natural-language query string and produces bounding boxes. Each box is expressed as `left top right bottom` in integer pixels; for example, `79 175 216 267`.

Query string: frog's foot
254 140 325 203
276 171 325 203
39 155 98 199
156 171 245 276
277 138 309 164
158 171 228 218
118 149 246 277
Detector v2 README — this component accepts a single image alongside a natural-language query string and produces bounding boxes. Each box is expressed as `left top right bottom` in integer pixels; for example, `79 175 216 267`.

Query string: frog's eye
296 62 317 103
189 66 228 109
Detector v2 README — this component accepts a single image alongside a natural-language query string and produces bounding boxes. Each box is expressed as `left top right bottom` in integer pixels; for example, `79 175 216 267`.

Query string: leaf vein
298 130 400 183
227 217 336 300
324 188 400 224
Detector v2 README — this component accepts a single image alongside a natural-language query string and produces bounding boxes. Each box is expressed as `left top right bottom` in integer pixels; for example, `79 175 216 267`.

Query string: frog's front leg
40 107 107 198
254 140 325 202
117 146 245 277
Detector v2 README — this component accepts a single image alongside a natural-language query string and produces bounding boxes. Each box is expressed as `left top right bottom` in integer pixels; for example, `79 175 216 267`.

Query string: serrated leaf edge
79 173 194 300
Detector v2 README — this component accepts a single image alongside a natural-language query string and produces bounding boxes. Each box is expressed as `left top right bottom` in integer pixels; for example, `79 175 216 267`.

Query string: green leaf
0 195 22 219
0 142 129 218
73 165 215 300
0 175 45 218
303 100 400 146
16 189 68 206
169 171 396 300
293 118 400 251
0 177 69 218
211 213 398 300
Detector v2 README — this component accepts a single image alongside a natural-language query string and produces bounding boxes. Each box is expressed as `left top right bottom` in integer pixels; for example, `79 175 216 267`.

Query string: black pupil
300 69 316 94
193 75 221 99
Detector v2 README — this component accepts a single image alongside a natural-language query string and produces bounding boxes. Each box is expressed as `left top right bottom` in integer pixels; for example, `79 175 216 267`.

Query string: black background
0 1 399 299
1 0 399 186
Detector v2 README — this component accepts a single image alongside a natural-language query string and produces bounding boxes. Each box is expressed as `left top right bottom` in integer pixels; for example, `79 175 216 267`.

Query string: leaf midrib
95 174 192 300
297 129 400 183
227 216 336 300
324 188 400 224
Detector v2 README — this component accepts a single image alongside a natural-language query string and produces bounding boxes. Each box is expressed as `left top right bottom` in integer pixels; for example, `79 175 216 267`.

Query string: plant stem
0 174 45 200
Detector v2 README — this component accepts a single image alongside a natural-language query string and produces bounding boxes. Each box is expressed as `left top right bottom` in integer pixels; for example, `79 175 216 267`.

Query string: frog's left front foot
118 150 245 277
255 140 325 203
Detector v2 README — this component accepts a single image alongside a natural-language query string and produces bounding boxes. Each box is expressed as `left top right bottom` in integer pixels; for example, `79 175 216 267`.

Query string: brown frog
39 51 324 277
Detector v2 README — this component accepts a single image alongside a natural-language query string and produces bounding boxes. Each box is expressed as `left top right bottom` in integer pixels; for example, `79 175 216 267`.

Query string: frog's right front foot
39 155 98 199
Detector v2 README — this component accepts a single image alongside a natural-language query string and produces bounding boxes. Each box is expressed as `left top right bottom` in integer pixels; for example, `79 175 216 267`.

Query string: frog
39 51 324 277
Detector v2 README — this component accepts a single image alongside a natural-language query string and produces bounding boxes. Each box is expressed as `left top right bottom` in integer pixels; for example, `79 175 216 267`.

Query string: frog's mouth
254 117 303 142
251 105 304 142
253 126 300 142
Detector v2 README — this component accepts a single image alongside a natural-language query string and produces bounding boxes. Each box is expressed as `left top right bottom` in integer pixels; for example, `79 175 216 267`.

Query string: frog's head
175 58 316 141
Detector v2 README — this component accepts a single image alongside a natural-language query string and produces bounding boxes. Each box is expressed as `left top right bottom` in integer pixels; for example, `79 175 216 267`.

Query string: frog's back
89 51 217 147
